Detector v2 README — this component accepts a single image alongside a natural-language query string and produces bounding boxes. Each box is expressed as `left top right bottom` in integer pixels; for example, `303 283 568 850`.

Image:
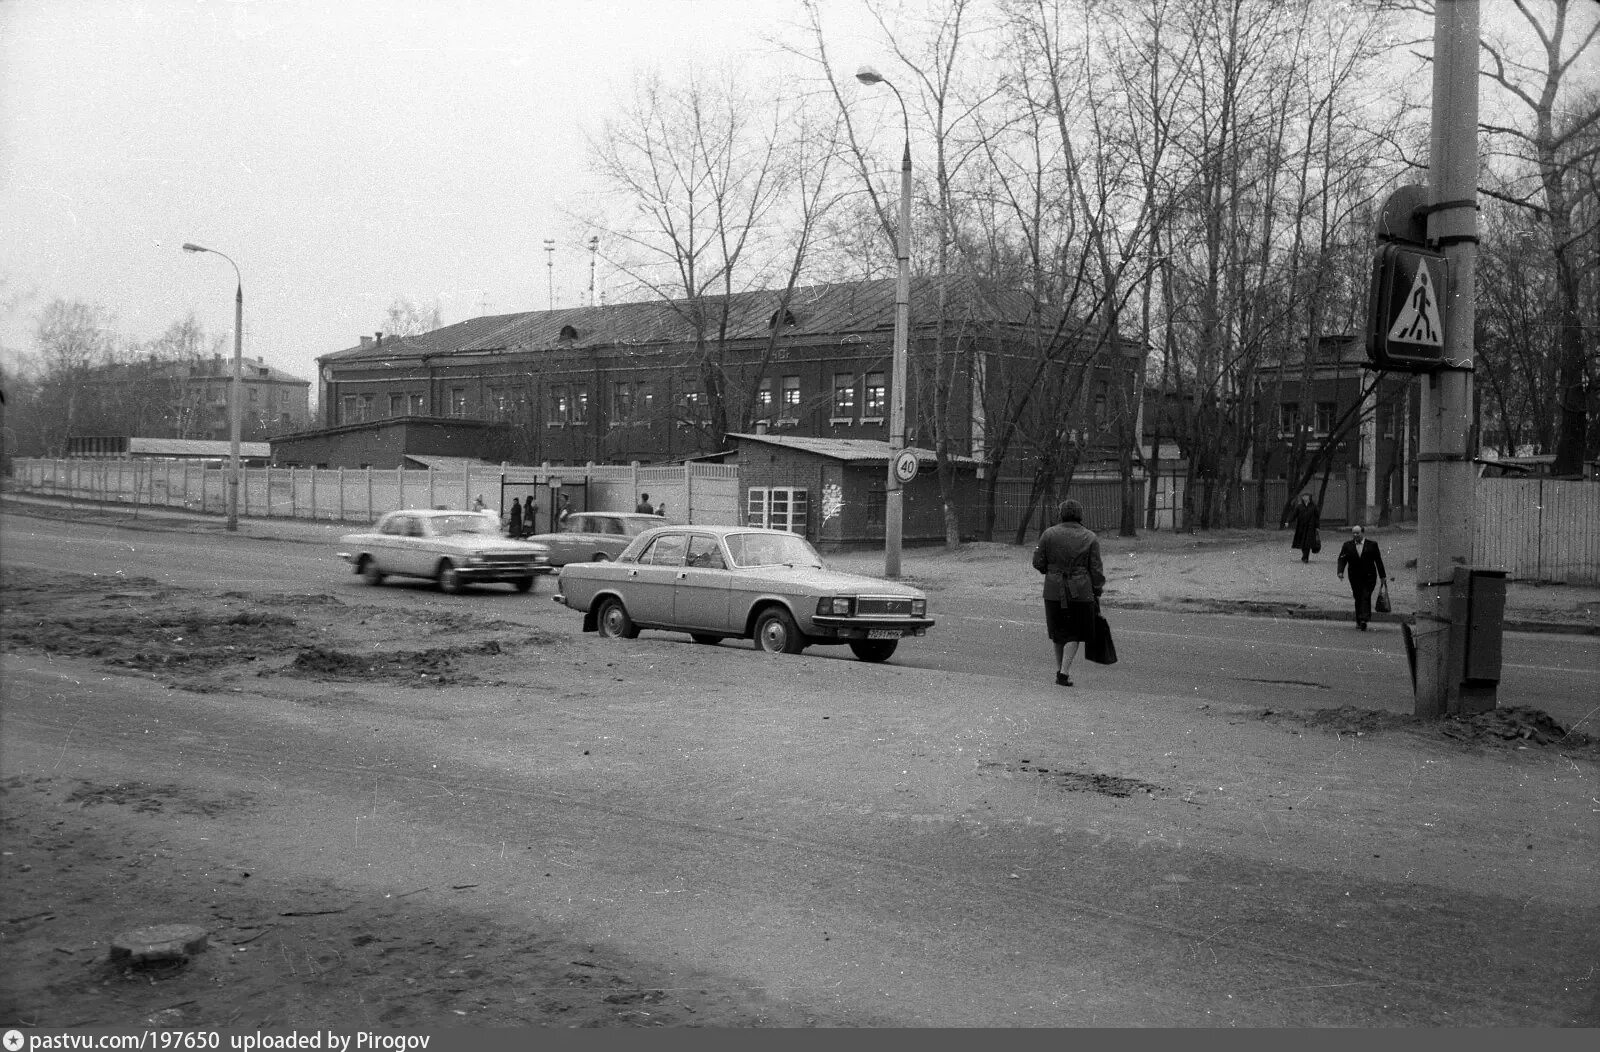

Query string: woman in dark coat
521 496 537 537
1287 493 1321 562
507 497 522 538
1031 499 1105 687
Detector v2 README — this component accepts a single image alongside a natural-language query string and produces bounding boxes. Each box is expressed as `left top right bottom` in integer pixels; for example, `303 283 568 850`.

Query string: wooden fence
1474 478 1600 584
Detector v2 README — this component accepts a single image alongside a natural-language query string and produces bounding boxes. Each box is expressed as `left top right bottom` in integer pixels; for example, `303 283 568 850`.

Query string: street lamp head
182 243 207 253
855 65 885 86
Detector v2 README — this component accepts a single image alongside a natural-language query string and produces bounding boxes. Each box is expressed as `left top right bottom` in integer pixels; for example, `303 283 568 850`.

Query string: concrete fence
7 458 745 527
10 459 1595 582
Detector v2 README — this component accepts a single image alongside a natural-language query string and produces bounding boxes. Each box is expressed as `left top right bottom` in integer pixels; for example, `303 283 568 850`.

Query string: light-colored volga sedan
553 524 933 662
529 512 666 566
339 509 552 593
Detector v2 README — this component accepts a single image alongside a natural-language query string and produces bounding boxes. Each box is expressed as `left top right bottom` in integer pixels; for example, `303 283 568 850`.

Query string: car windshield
432 514 498 536
725 532 824 569
620 518 657 537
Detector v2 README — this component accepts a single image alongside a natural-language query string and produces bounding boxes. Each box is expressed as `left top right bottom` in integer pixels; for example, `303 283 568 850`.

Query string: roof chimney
360 336 373 348
375 331 383 347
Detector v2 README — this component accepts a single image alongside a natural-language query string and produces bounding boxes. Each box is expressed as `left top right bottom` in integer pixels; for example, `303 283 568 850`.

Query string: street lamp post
855 65 911 580
182 242 242 532
543 239 556 310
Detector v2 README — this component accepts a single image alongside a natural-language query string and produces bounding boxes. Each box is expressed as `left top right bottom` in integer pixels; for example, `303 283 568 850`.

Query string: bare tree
383 297 444 338
1478 0 1600 475
586 66 825 450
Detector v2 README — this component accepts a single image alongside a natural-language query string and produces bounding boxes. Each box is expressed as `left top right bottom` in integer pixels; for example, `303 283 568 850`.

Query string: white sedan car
339 509 552 593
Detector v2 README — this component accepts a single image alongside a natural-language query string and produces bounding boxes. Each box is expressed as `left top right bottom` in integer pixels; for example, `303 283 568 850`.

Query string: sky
0 0 884 393
2 1 1589 403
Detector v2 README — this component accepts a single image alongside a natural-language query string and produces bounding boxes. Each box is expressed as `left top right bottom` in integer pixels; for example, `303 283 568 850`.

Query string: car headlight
465 555 486 565
817 596 854 616
911 598 926 617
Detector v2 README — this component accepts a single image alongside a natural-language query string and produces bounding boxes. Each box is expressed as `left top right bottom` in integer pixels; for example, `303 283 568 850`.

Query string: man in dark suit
1336 525 1389 630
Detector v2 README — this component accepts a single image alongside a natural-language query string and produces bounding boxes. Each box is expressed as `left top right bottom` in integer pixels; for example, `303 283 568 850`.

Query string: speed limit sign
892 449 920 484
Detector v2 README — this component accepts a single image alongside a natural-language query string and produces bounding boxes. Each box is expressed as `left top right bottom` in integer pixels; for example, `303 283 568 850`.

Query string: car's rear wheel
690 633 722 646
849 639 899 663
359 556 384 586
592 552 611 562
437 561 467 594
513 575 536 593
754 607 804 654
596 597 639 639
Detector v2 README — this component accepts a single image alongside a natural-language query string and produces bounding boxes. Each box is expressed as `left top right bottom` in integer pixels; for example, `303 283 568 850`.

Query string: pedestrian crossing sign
1367 243 1457 371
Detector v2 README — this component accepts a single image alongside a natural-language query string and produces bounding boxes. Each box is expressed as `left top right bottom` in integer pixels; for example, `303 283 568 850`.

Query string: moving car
553 524 933 662
339 509 552 593
529 511 666 566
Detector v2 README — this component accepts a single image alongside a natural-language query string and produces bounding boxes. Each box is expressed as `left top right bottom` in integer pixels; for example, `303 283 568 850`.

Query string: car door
371 514 410 575
623 532 687 626
673 533 733 632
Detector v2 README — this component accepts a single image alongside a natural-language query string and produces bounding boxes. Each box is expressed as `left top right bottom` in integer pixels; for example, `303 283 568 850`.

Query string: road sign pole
1413 0 1481 718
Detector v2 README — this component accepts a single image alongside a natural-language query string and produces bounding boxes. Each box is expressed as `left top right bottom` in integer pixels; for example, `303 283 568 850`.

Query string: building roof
322 276 1073 367
403 454 497 471
129 438 273 458
727 432 978 466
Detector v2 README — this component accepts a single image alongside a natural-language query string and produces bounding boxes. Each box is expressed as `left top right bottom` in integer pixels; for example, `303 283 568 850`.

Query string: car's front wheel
754 607 804 654
437 561 467 594
849 639 899 663
596 597 639 639
359 556 385 586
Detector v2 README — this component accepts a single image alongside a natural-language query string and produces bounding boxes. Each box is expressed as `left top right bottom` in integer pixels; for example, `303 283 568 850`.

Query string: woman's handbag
1311 529 1322 554
1086 611 1118 665
1375 580 1392 614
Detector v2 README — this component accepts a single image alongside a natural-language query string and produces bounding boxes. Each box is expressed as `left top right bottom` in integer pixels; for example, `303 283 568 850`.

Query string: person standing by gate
1336 524 1389 630
521 495 537 537
1286 493 1321 562
507 497 522 538
1031 499 1105 687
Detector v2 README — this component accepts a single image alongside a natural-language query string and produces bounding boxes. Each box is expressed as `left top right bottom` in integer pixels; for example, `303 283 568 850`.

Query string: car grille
856 596 917 617
483 553 541 567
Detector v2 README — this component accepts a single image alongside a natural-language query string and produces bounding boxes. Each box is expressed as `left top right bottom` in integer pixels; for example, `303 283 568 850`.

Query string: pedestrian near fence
1286 493 1321 562
1336 524 1390 630
1031 499 1105 687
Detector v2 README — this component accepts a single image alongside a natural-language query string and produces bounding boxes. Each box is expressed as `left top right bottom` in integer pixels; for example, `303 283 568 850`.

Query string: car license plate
867 628 903 639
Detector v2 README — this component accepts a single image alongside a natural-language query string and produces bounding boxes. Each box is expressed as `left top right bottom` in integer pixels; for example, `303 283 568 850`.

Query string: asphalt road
5 511 1595 727
5 511 1598 1026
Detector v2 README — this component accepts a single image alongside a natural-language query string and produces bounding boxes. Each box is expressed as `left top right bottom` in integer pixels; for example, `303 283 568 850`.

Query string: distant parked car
553 524 933 662
339 509 552 593
529 512 666 566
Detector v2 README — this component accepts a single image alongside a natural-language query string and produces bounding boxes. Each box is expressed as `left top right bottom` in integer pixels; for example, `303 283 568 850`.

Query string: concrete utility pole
1413 0 1480 717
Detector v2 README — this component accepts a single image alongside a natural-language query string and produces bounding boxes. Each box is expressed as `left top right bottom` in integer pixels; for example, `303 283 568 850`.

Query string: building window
747 487 808 534
340 395 357 424
1278 402 1300 437
449 388 467 417
549 384 569 426
864 372 885 419
354 394 374 422
1315 401 1337 437
409 393 425 416
865 483 885 529
757 378 773 420
832 373 856 419
611 381 633 425
781 375 801 413
572 385 589 423
388 394 406 417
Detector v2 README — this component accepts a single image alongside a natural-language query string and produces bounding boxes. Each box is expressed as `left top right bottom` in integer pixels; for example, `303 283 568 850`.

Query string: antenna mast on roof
588 236 599 307
544 239 555 310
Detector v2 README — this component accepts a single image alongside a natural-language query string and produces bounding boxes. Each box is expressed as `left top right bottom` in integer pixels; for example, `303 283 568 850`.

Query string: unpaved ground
4 563 1596 1028
0 568 844 1028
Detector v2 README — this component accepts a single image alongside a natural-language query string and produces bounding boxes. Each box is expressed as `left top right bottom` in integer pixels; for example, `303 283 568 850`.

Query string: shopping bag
1085 614 1118 665
1375 581 1392 614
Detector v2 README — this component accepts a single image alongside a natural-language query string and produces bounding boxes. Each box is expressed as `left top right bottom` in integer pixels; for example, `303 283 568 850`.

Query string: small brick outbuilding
725 433 979 551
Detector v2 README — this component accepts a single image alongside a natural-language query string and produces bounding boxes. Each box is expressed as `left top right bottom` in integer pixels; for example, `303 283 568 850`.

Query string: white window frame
746 487 808 534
